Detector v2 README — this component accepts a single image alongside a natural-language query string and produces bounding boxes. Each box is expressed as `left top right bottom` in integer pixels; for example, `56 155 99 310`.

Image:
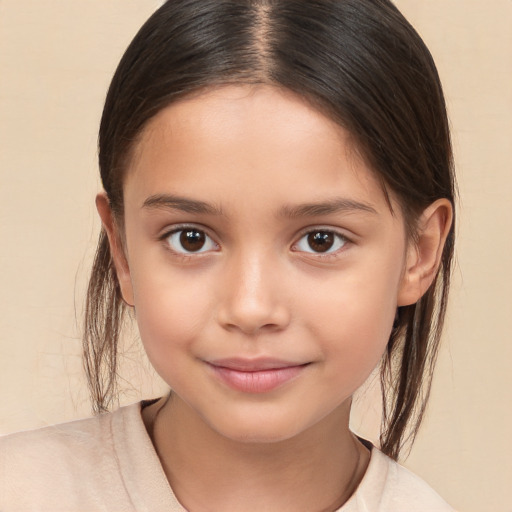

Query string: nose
216 251 291 335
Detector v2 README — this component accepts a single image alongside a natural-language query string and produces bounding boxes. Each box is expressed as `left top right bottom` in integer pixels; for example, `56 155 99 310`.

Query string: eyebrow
279 198 378 218
142 194 224 215
141 194 377 218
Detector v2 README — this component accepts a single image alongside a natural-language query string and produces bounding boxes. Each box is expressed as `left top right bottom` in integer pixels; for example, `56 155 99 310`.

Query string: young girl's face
110 85 417 443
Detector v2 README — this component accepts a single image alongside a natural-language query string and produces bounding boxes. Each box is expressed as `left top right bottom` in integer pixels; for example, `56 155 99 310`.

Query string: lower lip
208 364 308 393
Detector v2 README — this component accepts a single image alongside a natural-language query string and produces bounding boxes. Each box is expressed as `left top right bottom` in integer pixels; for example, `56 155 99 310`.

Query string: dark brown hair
84 0 455 460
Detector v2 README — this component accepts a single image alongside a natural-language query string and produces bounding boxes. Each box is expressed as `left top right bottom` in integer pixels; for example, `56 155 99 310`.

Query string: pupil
308 231 334 253
180 230 205 252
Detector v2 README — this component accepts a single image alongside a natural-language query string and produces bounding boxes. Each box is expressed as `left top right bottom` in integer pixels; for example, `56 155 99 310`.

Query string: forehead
124 85 394 216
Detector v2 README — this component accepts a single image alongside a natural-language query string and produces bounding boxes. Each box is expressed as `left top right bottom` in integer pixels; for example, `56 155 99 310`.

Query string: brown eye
294 230 347 254
307 231 334 252
180 229 206 252
166 228 217 254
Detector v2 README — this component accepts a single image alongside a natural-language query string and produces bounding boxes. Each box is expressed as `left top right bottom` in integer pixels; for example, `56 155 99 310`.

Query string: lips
206 358 309 393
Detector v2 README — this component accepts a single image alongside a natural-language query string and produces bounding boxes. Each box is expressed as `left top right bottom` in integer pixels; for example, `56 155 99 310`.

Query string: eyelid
291 227 352 256
159 223 220 255
159 222 215 238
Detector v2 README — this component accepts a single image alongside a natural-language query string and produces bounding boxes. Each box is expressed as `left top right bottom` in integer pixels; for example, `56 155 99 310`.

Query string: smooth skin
97 85 452 512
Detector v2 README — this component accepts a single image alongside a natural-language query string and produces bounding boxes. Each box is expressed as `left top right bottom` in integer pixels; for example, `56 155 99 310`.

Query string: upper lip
207 357 308 372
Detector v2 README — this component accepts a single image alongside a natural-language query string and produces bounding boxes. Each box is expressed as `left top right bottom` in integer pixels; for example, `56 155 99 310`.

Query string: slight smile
206 358 311 394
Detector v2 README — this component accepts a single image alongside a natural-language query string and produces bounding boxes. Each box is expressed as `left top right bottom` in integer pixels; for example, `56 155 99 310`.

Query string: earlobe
95 192 135 307
397 198 453 306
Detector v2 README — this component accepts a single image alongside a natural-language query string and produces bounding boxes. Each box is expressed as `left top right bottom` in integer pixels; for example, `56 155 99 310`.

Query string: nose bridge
217 245 289 334
237 248 271 298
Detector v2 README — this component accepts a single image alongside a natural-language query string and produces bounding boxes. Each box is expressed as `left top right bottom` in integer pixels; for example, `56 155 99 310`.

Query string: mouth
206 358 310 393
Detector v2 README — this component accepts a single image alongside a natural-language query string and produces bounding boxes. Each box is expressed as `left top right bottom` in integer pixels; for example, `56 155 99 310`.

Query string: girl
1 0 456 510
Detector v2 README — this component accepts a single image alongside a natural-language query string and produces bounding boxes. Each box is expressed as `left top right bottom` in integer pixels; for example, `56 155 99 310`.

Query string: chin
204 410 315 445
218 425 302 444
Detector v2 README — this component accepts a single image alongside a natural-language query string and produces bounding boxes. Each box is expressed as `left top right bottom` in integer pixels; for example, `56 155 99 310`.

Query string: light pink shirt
0 402 454 511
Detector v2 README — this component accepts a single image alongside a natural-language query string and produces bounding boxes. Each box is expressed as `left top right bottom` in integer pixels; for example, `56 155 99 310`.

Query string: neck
146 394 370 512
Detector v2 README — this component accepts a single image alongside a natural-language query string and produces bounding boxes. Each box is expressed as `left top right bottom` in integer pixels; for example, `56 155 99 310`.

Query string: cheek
300 260 401 376
129 263 215 370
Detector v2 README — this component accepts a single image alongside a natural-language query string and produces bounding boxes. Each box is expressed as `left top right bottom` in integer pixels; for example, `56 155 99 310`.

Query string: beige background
1 1 511 510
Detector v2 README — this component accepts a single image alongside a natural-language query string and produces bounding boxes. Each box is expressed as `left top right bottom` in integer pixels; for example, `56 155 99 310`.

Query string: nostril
217 302 291 335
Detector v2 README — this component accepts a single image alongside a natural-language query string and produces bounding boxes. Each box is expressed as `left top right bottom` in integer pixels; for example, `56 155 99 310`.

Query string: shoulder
379 452 455 511
0 403 141 511
0 406 116 472
342 447 455 512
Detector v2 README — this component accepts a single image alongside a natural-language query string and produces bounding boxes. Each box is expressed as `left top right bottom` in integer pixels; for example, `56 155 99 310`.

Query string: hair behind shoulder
84 0 455 460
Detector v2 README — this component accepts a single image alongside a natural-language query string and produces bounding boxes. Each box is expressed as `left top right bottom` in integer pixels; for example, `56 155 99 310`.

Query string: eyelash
292 229 350 258
160 225 351 259
160 225 219 257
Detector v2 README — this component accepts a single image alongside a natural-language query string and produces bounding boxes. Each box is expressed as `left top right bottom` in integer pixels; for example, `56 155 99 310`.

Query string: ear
398 198 453 306
95 192 135 307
